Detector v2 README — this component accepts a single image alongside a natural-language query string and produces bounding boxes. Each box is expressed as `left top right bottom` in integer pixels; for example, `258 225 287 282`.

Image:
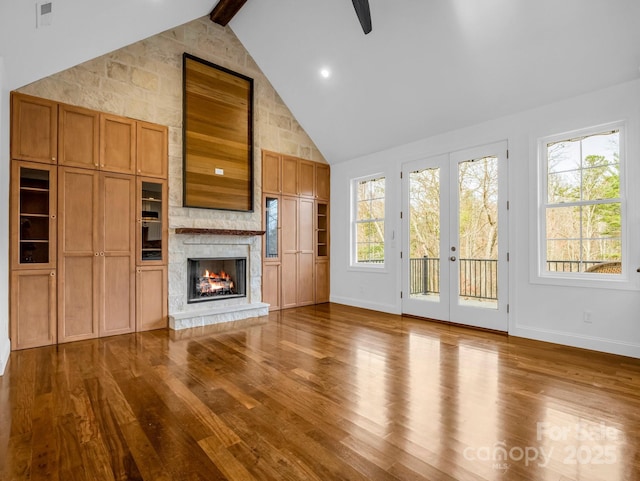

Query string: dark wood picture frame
182 53 254 211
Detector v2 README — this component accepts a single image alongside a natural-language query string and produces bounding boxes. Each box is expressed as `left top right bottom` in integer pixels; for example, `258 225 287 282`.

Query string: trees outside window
542 126 623 275
353 176 385 265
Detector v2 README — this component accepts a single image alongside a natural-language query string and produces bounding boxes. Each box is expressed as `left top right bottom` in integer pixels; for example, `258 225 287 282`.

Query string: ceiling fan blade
351 0 372 34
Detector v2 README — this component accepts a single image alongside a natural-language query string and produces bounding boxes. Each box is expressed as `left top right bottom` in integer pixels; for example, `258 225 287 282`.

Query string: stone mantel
174 228 265 236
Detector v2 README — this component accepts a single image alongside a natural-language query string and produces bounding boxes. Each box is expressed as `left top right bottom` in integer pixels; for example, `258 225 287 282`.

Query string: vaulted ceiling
2 0 640 164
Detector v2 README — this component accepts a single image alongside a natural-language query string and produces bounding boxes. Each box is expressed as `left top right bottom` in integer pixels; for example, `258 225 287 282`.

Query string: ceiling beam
210 0 248 26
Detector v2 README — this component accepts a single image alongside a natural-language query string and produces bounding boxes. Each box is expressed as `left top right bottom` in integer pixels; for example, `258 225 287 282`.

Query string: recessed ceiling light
320 68 331 79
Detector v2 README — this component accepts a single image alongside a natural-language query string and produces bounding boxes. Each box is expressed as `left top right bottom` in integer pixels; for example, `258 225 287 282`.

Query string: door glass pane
19 167 50 264
409 168 440 301
141 182 163 261
265 197 279 258
458 157 498 309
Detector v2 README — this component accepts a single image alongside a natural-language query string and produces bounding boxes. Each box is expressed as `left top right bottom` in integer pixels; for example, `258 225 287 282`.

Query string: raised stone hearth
168 230 269 330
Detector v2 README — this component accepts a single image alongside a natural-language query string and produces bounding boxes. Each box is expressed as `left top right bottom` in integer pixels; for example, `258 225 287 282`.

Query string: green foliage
546 135 622 266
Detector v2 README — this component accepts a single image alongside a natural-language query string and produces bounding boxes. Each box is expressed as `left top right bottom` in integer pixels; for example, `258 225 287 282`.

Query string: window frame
535 121 634 289
350 174 386 270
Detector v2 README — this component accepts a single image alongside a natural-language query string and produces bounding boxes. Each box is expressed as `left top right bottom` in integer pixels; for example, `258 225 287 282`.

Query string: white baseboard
511 324 640 359
329 296 401 315
327 300 640 359
0 337 10 376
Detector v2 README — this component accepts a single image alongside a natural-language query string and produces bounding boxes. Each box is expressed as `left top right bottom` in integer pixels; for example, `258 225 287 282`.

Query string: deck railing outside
409 257 615 301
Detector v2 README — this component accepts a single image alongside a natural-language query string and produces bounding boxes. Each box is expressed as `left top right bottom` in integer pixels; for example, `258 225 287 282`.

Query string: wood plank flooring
1 303 639 481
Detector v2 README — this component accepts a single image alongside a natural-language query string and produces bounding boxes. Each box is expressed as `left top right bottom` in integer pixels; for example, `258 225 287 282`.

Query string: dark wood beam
209 0 248 26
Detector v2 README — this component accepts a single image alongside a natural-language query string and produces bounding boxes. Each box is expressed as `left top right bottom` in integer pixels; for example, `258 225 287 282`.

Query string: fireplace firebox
187 257 246 303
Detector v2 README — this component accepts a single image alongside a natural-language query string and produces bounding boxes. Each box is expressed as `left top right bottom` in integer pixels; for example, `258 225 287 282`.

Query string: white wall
0 56 11 374
331 79 640 358
0 0 213 92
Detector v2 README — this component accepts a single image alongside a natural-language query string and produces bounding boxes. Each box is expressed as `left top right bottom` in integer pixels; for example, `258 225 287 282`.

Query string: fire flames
199 270 234 294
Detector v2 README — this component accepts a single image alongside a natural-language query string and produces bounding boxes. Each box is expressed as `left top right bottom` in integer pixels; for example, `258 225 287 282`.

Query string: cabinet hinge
507 252 510 262
507 304 510 314
507 200 510 210
400 171 403 179
401 291 403 299
506 149 509 159
400 251 403 259
400 211 403 219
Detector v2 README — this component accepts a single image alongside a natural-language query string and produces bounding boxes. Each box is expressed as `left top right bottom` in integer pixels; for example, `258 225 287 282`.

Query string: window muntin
543 128 622 275
353 176 385 265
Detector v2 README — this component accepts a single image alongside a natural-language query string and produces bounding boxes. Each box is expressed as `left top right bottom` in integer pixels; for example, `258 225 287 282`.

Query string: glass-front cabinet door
265 196 280 260
11 161 57 269
137 178 167 265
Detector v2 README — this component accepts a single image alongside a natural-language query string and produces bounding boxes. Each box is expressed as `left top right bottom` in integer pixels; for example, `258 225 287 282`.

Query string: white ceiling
2 0 639 164
229 0 640 163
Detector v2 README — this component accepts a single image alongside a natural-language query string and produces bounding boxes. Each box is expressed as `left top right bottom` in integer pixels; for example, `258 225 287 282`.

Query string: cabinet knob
95 252 99 256
100 252 105 256
50 215 56 219
50 271 55 277
52 157 56 161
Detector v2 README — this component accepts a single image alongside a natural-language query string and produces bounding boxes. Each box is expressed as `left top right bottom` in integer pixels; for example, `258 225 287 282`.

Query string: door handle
450 256 456 261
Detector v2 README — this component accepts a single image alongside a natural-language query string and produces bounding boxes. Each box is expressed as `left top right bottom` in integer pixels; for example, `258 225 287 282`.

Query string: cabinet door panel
11 93 57 164
281 196 298 308
137 179 167 265
59 169 97 253
262 151 281 194
137 121 168 178
315 261 330 304
58 104 99 169
58 168 99 342
11 161 57 270
10 270 56 350
299 160 315 198
100 114 136 174
59 256 98 341
298 198 315 305
102 256 135 336
298 253 315 305
137 266 168 332
299 198 315 252
102 174 135 253
262 263 281 311
315 163 330 200
101 173 135 336
282 157 298 196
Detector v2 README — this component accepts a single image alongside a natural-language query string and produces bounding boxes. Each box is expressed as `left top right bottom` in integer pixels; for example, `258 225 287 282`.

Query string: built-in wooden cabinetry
9 92 168 350
10 161 57 349
11 94 58 164
136 178 168 331
262 150 330 311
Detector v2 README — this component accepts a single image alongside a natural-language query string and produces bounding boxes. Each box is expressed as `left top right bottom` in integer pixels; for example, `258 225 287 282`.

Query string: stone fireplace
168 230 269 330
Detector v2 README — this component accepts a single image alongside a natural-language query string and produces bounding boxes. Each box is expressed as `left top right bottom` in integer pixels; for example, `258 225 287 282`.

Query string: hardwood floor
1 303 639 481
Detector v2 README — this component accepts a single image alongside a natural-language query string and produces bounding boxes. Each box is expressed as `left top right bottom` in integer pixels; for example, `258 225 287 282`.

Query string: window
540 124 623 277
352 175 385 266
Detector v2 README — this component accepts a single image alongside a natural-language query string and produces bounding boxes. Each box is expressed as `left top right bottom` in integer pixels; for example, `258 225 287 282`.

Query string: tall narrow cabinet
262 150 330 310
10 161 57 349
9 92 168 350
136 178 168 331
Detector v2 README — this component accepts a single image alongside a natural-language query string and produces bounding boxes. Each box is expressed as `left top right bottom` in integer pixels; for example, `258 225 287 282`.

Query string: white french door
401 142 509 331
